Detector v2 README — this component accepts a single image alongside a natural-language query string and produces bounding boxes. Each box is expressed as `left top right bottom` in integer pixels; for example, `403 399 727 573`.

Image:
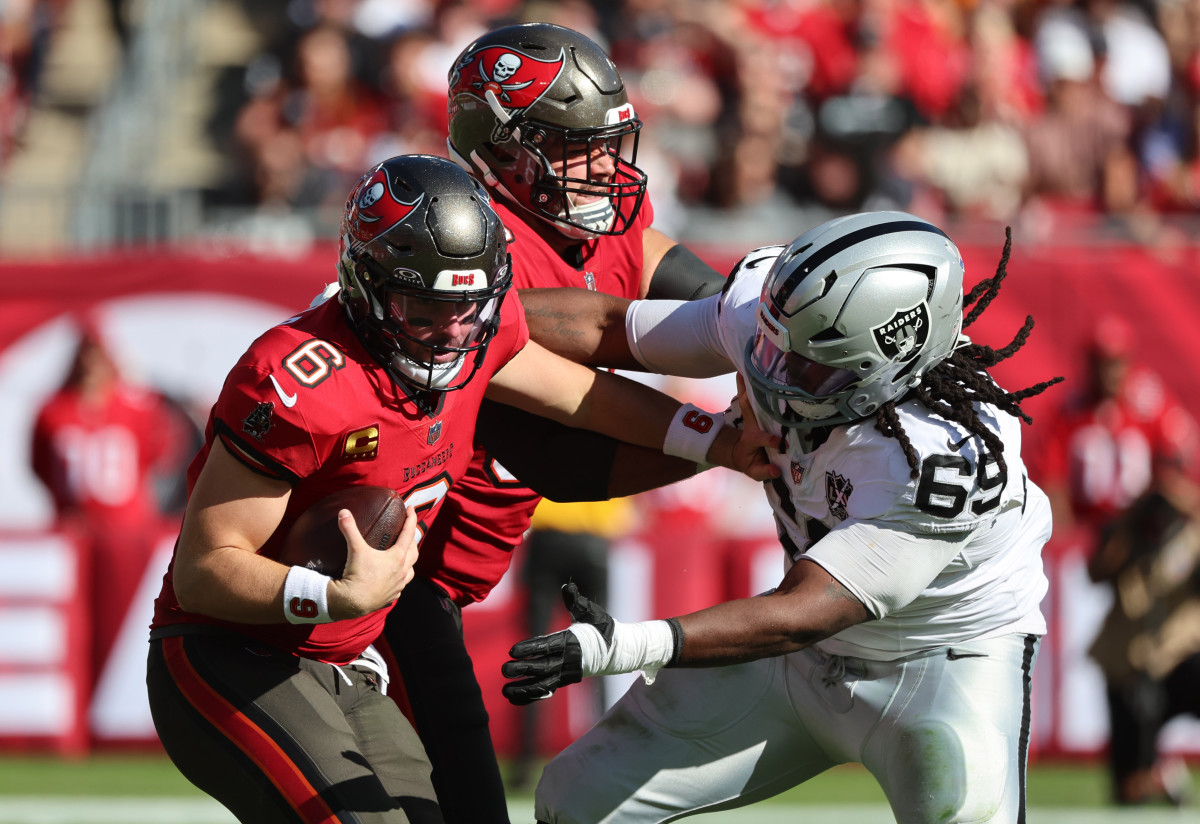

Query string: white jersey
626 246 1051 659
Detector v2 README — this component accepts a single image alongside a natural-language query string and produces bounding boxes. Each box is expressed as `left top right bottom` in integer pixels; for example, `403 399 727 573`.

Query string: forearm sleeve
625 296 733 377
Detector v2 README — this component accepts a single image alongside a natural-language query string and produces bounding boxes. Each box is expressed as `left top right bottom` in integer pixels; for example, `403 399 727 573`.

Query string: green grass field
0 753 1196 823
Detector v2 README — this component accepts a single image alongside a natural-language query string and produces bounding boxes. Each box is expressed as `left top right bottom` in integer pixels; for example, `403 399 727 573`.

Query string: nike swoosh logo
946 649 988 660
269 374 297 408
946 435 971 451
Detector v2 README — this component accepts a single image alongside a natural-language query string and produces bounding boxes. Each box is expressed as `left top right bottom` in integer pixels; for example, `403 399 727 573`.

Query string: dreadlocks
875 226 1065 479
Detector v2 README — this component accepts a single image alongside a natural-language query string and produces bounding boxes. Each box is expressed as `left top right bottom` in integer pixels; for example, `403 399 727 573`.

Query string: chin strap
485 90 521 143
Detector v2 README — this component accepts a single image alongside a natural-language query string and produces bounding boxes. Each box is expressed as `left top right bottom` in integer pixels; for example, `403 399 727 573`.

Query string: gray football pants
535 633 1038 824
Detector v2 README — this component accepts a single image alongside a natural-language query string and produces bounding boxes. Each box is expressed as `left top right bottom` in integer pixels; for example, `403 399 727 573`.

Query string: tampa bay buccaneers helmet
446 23 647 239
338 154 511 393
745 212 966 430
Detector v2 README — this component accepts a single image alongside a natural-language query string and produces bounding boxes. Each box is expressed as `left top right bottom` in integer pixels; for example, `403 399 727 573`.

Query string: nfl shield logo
427 420 443 445
790 461 805 485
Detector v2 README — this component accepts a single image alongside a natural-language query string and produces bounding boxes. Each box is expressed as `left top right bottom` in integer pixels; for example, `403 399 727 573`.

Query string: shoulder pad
723 245 785 297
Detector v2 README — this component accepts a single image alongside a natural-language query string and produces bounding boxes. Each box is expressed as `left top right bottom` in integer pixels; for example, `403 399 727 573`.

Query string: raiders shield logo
872 302 929 362
242 401 275 441
825 471 853 521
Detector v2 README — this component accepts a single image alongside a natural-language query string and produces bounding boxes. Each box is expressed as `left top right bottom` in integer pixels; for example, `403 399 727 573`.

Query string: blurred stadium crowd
4 0 1200 249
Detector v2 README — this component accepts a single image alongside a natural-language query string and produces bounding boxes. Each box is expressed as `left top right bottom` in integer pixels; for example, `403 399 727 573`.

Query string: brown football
278 486 406 578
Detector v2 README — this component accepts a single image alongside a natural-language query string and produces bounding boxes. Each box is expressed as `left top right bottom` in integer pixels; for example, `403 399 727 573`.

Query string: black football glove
500 582 614 706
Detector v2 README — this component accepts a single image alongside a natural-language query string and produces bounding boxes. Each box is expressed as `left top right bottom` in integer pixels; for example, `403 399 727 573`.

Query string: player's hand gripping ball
279 486 406 577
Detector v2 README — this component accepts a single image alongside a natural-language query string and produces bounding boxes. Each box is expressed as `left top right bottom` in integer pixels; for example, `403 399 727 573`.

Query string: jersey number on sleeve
914 452 1006 518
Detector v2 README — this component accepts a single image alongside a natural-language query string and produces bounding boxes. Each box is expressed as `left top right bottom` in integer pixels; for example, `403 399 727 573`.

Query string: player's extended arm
472 399 702 501
172 439 418 623
517 287 639 368
485 339 777 482
500 559 869 704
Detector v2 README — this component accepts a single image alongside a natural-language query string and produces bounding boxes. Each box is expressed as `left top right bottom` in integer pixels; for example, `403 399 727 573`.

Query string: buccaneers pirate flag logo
449 46 566 141
345 167 422 250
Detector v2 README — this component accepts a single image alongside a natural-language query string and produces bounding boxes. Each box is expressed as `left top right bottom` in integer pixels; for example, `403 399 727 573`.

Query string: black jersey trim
214 418 301 484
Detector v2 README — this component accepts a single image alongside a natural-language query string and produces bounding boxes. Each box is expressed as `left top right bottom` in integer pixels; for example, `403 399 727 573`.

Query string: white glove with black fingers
501 583 684 706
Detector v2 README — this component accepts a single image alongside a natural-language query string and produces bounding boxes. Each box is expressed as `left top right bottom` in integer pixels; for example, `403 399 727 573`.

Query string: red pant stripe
161 636 341 824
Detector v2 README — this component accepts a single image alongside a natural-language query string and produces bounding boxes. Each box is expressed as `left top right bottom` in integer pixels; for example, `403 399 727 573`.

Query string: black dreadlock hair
873 226 1065 479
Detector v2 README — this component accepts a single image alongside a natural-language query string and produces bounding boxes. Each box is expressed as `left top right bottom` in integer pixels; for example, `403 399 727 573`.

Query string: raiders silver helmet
745 211 966 430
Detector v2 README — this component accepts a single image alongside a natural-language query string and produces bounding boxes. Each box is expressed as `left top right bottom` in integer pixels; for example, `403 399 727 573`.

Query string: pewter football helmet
446 23 647 239
338 155 511 393
745 212 965 430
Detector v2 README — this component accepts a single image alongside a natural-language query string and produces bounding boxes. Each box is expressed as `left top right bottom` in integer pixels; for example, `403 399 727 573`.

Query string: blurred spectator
1038 314 1200 803
1024 13 1138 217
0 0 66 165
509 496 636 789
372 27 449 159
233 22 388 211
30 317 196 690
900 3 1034 222
1086 476 1200 805
606 1 741 206
1040 315 1197 535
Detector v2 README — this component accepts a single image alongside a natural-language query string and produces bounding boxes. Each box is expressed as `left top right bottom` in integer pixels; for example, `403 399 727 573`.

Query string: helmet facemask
454 108 646 240
524 119 646 239
345 251 511 392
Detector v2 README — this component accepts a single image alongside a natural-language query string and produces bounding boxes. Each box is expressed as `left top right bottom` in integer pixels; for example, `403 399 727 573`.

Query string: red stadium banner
1 243 1198 759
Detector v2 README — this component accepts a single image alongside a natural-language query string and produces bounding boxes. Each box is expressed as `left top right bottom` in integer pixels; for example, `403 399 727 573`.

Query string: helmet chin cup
553 196 616 239
391 351 467 392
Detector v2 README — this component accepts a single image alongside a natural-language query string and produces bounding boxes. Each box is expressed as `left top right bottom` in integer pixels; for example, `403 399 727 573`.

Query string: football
278 486 407 578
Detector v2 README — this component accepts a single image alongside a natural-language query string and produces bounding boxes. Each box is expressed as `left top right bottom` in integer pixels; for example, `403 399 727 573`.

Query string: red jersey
31 383 172 527
150 296 529 664
1041 366 1199 525
414 196 655 605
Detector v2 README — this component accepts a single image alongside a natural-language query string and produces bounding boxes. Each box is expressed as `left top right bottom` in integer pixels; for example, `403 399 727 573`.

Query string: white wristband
569 619 677 685
283 565 332 624
663 403 724 465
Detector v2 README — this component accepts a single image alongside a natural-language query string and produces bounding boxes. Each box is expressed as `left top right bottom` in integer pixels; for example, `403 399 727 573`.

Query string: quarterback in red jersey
146 154 773 824
376 22 730 824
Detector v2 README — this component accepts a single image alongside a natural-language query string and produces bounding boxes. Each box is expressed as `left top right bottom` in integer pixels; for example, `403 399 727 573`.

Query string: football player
502 212 1064 823
145 154 775 824
373 23 728 824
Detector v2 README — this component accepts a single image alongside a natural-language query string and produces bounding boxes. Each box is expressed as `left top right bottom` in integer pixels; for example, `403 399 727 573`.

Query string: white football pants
535 633 1039 824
